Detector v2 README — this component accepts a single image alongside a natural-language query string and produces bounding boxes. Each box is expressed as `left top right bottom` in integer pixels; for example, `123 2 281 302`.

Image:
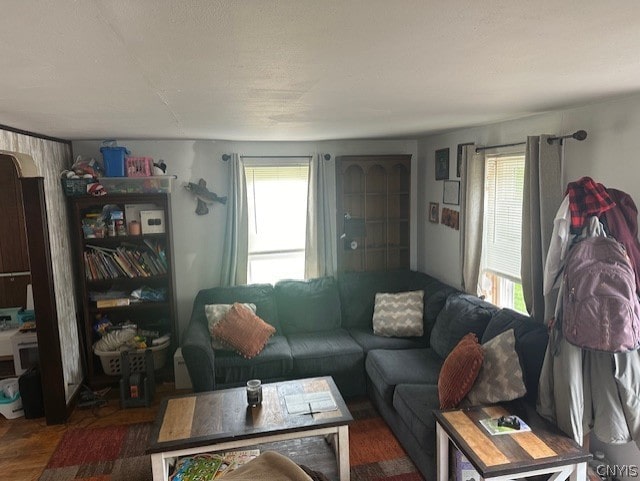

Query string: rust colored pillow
212 303 276 359
438 333 484 409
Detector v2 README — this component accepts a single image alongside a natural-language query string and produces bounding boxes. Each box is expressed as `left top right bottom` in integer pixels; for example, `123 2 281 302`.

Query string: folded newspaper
284 391 337 415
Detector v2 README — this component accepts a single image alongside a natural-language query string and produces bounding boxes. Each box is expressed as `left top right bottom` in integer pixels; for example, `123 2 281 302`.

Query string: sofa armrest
181 318 216 392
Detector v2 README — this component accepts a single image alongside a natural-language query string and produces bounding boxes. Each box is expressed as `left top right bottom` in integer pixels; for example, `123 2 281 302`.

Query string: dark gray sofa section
365 301 549 480
181 270 549 481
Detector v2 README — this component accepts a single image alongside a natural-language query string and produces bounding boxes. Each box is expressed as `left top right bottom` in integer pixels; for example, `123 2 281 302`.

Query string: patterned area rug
39 399 424 481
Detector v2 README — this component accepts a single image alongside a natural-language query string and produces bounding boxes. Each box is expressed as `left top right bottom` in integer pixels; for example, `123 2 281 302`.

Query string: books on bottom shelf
169 449 260 480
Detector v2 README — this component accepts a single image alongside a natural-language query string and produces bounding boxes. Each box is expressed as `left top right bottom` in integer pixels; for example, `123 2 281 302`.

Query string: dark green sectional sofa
181 270 549 480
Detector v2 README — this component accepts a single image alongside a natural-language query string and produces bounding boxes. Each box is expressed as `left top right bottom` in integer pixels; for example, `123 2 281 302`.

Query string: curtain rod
221 154 331 161
475 130 587 152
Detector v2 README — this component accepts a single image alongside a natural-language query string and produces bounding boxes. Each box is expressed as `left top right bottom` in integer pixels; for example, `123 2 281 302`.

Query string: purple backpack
562 236 640 352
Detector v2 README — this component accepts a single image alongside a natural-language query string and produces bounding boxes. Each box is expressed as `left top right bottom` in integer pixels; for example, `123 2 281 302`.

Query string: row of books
169 449 259 481
84 240 168 281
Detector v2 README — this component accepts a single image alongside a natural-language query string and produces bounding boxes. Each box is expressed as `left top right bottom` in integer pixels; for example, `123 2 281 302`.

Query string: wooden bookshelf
68 193 177 387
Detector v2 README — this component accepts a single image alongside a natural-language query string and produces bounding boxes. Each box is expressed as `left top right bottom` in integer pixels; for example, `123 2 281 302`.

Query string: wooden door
336 155 411 272
0 158 31 308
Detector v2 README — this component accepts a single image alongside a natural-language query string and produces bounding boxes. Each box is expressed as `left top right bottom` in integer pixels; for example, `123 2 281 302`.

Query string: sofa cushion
348 327 428 352
275 277 341 334
365 348 443 405
205 303 256 350
392 384 440 456
214 335 293 384
337 270 426 329
438 333 484 409
194 284 281 332
481 308 549 401
466 329 526 405
429 293 497 359
372 290 424 337
287 328 365 397
424 285 459 333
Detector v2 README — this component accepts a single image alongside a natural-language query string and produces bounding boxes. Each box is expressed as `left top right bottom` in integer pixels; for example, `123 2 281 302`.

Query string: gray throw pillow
372 290 424 337
465 328 526 405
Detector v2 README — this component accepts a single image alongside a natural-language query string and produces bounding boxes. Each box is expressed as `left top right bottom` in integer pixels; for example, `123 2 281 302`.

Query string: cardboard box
455 448 481 481
140 210 165 234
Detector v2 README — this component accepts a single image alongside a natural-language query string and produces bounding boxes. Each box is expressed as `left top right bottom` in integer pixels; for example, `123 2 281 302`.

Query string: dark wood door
336 155 411 272
0 158 31 308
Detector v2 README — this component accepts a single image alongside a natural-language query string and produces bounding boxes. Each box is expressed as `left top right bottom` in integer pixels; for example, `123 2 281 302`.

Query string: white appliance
11 330 38 375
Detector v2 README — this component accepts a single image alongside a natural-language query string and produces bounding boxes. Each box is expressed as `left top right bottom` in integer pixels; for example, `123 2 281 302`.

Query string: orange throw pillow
438 333 484 409
212 303 276 359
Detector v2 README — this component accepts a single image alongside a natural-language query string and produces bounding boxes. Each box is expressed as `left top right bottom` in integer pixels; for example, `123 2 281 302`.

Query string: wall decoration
429 202 439 223
457 142 474 177
435 148 450 180
185 178 228 215
441 207 460 230
443 180 460 205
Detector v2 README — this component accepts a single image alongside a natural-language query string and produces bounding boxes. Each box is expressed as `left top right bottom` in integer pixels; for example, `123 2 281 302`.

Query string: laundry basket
94 339 170 376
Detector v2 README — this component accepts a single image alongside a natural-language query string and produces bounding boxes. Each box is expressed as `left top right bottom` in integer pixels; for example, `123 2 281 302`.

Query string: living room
2 1 640 480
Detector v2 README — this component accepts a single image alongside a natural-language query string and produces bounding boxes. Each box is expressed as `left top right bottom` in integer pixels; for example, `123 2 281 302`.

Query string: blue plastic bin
100 140 130 177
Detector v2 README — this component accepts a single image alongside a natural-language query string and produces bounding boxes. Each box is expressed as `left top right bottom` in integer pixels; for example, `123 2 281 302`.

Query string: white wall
416 92 640 477
72 139 417 341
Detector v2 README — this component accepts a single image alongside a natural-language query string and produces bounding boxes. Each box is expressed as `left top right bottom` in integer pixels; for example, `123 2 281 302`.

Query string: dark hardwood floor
0 382 184 481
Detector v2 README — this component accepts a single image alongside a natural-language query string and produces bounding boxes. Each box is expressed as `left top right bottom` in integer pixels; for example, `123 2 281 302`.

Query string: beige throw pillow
372 290 424 337
205 303 256 350
465 329 527 405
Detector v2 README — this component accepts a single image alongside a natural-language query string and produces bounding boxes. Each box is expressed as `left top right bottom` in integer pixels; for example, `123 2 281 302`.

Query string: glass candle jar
246 379 262 407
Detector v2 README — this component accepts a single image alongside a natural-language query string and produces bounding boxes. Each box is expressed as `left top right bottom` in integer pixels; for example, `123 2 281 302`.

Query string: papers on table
284 391 338 415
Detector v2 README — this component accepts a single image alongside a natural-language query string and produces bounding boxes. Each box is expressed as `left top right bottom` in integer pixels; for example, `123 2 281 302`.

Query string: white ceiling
2 1 640 142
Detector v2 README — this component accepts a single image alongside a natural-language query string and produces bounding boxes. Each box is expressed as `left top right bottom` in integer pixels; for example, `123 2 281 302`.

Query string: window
479 152 527 313
245 160 309 284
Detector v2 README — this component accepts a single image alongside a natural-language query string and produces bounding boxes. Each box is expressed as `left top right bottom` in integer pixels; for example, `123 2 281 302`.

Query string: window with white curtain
245 160 309 284
480 152 527 312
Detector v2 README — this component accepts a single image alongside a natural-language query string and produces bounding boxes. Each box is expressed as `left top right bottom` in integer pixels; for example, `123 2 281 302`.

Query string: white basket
94 340 170 376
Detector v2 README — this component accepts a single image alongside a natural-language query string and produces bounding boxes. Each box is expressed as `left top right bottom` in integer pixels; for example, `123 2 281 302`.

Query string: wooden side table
434 404 591 481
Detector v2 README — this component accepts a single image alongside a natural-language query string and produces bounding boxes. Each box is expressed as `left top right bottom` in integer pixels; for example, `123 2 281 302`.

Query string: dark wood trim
20 177 68 424
0 123 71 146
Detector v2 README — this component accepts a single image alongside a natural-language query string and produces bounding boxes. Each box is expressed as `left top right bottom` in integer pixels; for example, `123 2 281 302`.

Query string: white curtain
304 153 336 278
521 135 562 322
220 153 248 286
460 144 485 294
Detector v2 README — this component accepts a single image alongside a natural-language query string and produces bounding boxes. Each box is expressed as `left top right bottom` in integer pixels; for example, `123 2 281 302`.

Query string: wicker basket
94 339 169 376
61 178 94 197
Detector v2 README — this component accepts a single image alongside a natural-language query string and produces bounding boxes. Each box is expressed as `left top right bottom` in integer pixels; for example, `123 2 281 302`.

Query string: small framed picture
456 142 474 177
429 202 439 223
435 148 450 180
443 180 460 205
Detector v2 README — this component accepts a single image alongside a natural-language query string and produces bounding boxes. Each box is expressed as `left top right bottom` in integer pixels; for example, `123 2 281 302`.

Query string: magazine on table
479 416 531 435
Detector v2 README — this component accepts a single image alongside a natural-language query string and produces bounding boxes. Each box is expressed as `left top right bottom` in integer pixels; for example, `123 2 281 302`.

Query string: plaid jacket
565 176 615 234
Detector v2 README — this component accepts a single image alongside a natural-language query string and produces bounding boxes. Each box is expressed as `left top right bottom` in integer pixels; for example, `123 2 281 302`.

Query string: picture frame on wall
443 180 460 205
429 202 439 223
435 148 450 180
456 142 474 177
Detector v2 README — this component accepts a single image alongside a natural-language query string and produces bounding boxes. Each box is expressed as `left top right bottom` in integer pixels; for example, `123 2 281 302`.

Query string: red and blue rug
40 400 424 481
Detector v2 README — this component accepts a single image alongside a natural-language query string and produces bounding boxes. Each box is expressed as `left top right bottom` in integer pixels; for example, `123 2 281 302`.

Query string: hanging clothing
537 216 640 447
565 176 615 234
543 195 571 295
602 188 640 294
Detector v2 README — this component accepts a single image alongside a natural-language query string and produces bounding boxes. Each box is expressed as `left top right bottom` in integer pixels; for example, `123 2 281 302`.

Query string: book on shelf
169 449 259 481
96 298 130 308
84 242 167 281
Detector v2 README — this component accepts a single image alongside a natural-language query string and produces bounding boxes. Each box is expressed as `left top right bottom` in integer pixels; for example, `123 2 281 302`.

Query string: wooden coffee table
434 404 591 481
147 376 353 481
